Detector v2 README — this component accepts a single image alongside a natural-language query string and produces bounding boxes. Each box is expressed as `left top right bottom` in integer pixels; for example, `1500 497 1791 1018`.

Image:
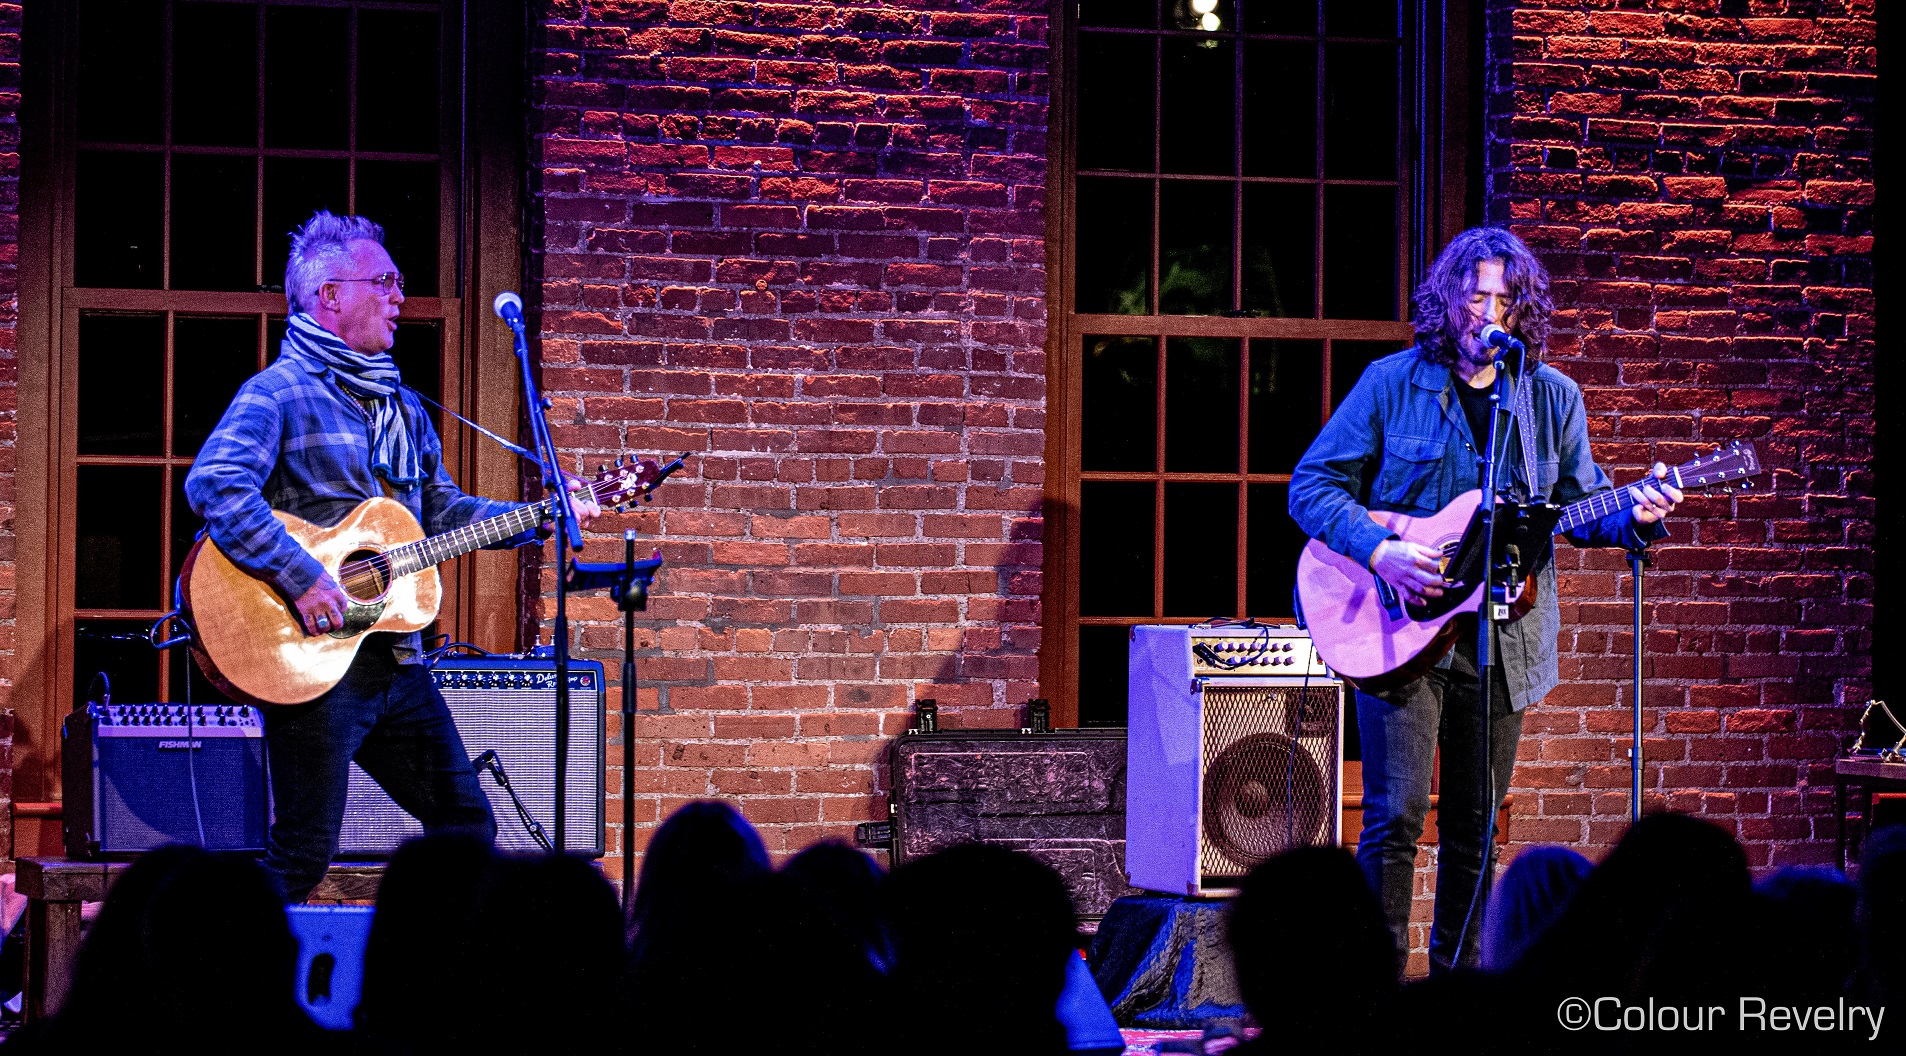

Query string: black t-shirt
1454 372 1496 453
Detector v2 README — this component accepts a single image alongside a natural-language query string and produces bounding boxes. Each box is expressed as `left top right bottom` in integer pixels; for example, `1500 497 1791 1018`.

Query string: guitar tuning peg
599 463 608 473
616 457 625 467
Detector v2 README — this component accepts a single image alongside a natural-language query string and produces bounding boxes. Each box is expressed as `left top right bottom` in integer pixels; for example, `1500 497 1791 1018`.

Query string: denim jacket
1288 349 1665 710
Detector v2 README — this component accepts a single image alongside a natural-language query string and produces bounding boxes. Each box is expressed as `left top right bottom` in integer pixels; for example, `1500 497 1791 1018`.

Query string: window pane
1248 340 1324 473
170 637 237 705
1163 481 1237 617
1080 481 1155 618
171 471 204 593
1078 624 1134 728
1080 0 1154 29
267 316 288 363
358 10 442 154
264 158 350 298
173 316 259 456
1331 339 1408 411
1240 182 1316 317
1077 32 1155 174
392 321 444 423
76 150 162 289
1245 482 1309 617
1165 337 1239 473
1243 0 1317 34
1164 0 1235 33
1241 41 1316 178
264 6 349 150
1324 42 1398 180
1082 335 1157 472
75 619 163 706
1326 0 1399 37
1159 180 1232 315
1160 38 1234 177
1076 177 1152 315
358 161 442 296
174 1 257 147
1322 185 1396 319
171 154 258 292
77 464 164 610
78 313 165 456
77 0 162 143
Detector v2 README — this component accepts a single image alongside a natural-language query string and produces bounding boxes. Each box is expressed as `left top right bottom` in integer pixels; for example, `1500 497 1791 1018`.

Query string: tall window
65 1 454 708
1049 0 1472 726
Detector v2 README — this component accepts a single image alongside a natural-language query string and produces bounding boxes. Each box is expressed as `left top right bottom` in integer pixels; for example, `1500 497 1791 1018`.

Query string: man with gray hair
186 211 600 900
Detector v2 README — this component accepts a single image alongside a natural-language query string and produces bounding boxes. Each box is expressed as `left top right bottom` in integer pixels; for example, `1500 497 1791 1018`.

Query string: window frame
13 0 529 807
1042 0 1476 727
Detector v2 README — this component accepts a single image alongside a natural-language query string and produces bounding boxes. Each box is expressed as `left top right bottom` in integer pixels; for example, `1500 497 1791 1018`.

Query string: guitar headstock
590 453 689 511
1674 440 1762 492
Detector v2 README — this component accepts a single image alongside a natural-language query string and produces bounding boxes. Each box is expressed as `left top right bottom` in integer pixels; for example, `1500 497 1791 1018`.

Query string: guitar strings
329 477 623 599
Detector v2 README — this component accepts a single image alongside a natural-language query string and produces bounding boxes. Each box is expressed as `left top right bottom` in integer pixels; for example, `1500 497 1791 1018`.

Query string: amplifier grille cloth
1198 684 1340 878
98 739 269 852
337 684 604 856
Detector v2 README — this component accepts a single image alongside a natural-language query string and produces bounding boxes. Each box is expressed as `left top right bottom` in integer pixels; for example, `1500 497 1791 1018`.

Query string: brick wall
1487 0 1876 870
531 0 1050 872
0 2 23 862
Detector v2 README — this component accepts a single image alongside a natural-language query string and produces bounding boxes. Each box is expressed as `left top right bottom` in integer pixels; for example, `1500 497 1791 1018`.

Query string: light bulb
1200 11 1220 30
1191 0 1218 13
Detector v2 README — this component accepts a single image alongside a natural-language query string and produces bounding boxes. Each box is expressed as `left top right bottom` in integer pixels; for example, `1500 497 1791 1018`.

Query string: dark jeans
262 638 494 901
1354 636 1523 974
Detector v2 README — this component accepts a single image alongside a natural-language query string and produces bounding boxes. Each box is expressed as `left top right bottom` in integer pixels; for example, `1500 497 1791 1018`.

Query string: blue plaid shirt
185 349 536 657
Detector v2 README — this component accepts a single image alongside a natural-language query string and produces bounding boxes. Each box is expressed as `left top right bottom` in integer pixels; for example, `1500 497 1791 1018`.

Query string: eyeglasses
325 271 405 295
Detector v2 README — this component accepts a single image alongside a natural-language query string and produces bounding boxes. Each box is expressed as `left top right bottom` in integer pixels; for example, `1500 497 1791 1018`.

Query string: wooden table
1834 756 1906 871
15 857 385 1022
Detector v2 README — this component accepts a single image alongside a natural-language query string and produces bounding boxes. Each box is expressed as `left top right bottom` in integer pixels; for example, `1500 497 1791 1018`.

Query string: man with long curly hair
1289 227 1681 974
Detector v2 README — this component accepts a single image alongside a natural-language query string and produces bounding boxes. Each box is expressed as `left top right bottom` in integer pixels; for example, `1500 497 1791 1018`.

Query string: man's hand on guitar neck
1370 539 1449 608
296 576 351 637
563 473 603 529
1629 462 1682 525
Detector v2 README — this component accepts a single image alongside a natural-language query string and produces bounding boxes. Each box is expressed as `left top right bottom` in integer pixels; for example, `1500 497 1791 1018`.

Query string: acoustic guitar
1294 442 1762 691
175 455 677 706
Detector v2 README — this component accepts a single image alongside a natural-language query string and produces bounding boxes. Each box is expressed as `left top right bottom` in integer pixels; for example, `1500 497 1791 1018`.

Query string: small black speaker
62 703 271 859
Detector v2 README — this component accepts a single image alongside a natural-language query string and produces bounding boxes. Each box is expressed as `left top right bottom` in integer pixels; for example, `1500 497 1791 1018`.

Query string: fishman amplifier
62 703 271 858
336 656 607 857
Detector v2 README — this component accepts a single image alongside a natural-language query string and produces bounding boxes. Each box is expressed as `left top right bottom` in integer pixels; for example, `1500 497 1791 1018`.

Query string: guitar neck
1555 486 1640 536
385 498 555 576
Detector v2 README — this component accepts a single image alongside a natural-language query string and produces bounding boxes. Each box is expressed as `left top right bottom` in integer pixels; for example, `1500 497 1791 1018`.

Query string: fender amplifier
336 656 606 857
61 703 271 858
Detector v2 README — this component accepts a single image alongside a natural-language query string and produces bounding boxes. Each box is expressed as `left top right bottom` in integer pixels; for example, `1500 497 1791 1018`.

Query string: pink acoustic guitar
1294 442 1761 691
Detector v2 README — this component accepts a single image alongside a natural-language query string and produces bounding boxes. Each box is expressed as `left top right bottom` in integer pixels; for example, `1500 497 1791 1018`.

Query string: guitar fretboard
381 499 557 577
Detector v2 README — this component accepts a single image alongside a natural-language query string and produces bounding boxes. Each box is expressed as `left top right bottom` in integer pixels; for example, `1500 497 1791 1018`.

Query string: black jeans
261 638 494 901
1354 635 1523 974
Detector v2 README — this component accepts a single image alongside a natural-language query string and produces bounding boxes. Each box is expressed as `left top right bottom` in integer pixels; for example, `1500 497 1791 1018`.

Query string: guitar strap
1511 366 1541 501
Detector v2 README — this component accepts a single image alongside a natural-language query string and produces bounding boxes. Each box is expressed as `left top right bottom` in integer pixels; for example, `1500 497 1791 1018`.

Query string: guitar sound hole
341 549 390 603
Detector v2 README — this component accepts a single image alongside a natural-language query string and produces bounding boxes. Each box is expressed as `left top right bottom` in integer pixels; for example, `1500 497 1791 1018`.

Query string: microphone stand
502 302 584 853
1627 546 1651 824
1451 338 1523 968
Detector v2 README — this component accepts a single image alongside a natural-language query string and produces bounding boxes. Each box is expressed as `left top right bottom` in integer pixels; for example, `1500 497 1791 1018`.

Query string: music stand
566 530 664 909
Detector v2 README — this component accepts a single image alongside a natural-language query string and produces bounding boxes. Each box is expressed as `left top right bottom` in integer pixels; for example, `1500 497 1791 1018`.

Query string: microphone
492 291 524 326
1479 323 1525 353
1479 323 1523 352
470 749 498 773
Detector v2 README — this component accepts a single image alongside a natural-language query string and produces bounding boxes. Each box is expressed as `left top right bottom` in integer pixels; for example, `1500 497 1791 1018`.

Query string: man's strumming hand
1370 539 1448 607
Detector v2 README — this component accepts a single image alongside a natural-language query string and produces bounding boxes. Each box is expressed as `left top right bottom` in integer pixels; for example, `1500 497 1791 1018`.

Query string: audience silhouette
3 845 328 1056
887 842 1078 1056
1226 846 1397 1054
1479 844 1591 972
6 807 1894 1053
